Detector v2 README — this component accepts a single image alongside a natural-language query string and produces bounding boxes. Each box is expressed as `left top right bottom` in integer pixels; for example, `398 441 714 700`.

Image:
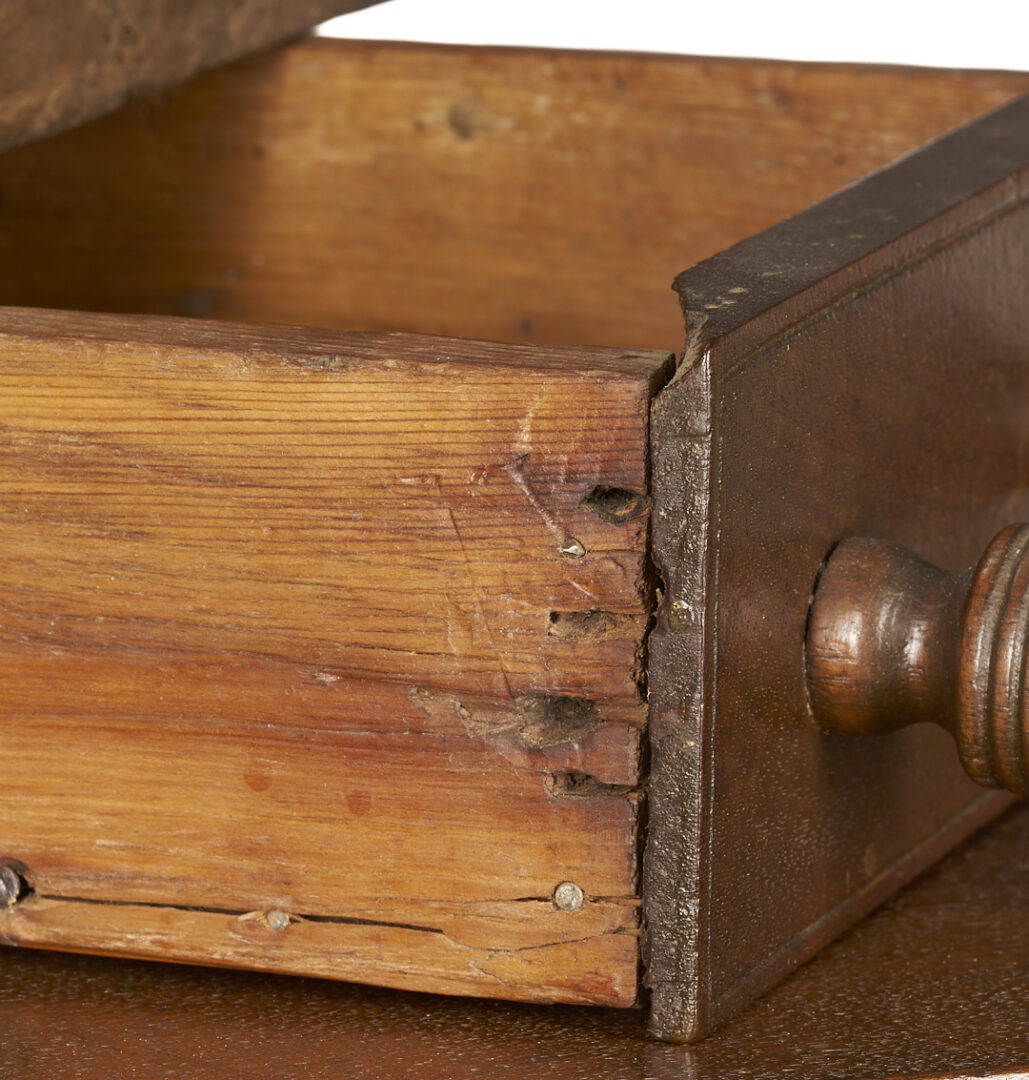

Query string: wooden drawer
0 37 1028 1042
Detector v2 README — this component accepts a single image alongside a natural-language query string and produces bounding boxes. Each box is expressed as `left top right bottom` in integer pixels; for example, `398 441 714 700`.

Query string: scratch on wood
503 453 566 546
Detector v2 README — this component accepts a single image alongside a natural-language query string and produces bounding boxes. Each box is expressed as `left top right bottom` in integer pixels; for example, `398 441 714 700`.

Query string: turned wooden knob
806 524 1029 794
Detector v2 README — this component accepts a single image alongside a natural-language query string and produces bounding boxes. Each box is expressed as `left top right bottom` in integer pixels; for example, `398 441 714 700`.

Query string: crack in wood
28 892 640 945
34 894 445 935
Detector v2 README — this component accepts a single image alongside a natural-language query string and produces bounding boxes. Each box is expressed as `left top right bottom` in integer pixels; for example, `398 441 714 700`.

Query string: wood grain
0 1 380 152
0 307 667 1005
1 40 1028 352
1 803 1028 1078
5 894 639 1006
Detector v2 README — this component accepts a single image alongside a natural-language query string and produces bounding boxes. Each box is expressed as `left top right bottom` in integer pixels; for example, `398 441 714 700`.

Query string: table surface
1 803 1027 1080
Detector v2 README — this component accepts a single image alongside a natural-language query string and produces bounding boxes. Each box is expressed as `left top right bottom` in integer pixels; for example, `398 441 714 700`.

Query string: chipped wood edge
643 350 714 1041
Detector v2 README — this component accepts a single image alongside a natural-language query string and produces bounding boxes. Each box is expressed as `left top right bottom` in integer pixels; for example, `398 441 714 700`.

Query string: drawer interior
1 39 1027 353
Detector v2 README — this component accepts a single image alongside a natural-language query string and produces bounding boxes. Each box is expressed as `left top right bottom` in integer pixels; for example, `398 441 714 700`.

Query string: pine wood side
0 308 670 1006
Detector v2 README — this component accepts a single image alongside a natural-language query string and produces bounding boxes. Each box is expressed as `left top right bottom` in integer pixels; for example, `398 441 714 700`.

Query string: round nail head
559 537 586 559
0 864 22 907
553 881 584 911
266 909 290 931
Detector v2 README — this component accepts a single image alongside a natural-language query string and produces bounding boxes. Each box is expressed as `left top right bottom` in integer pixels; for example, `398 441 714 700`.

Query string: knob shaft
806 524 1029 794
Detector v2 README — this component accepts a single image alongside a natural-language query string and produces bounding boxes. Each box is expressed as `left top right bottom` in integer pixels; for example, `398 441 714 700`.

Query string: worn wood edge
0 893 640 1007
672 93 1029 364
314 36 1029 86
0 306 672 383
643 352 715 1042
0 1 383 153
712 174 1029 384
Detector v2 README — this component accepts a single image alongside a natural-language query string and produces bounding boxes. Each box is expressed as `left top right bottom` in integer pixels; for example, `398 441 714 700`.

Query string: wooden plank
2 804 1028 1076
2 41 1029 353
0 307 668 1005
0 1 380 152
646 94 1029 1040
4 894 640 1006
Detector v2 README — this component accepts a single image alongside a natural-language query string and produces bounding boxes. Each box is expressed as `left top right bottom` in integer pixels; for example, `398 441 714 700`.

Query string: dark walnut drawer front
647 94 1029 1041
0 38 1028 1043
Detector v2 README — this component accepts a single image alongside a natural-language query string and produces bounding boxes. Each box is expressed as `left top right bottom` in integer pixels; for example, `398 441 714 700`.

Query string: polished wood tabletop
1 803 1027 1078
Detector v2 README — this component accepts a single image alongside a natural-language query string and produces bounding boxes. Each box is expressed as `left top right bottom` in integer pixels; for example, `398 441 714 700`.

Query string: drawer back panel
1 40 1027 354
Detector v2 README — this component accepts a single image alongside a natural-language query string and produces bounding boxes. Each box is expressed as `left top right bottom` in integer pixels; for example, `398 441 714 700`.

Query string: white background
320 0 1029 71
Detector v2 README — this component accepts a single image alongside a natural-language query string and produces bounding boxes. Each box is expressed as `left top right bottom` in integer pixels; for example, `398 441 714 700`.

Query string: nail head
560 537 586 559
0 864 23 908
266 908 290 931
553 881 584 911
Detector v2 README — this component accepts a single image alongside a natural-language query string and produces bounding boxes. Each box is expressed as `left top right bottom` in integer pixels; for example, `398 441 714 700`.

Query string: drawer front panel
648 95 1029 1040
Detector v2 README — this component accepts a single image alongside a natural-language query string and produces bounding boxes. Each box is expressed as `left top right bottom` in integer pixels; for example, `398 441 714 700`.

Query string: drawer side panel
0 309 669 1005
